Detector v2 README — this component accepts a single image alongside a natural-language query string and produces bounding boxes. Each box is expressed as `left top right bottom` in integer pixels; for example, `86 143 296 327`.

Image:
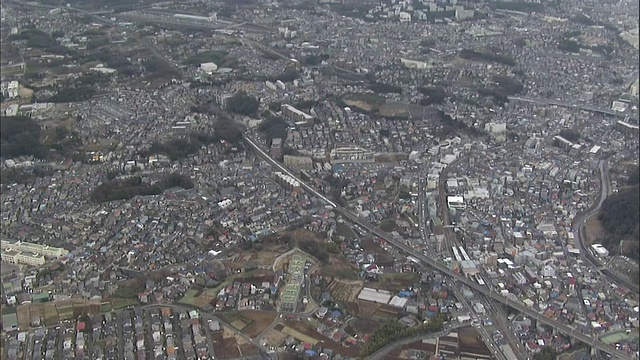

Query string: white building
4 80 19 99
455 8 474 20
485 122 506 134
591 244 609 257
399 12 411 23
200 62 218 74
174 13 216 23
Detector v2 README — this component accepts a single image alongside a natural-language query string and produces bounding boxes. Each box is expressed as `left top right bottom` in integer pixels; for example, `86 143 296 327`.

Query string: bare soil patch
326 279 362 303
239 310 277 338
584 216 605 245
355 300 380 318
360 237 395 266
211 331 241 359
344 318 379 336
263 328 288 347
321 253 359 280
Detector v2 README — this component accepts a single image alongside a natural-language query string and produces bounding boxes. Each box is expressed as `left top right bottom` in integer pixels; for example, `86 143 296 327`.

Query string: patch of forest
91 173 194 203
597 182 639 260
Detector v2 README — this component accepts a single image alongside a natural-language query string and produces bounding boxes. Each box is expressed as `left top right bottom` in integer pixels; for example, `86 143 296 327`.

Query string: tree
534 346 557 360
226 91 259 116
258 115 288 145
277 68 300 83
51 30 64 39
0 116 47 159
370 82 402 94
558 39 581 53
558 129 580 142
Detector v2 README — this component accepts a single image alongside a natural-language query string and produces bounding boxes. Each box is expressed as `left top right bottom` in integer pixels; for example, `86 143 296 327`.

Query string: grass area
344 93 386 105
371 311 397 322
374 272 419 291
321 254 360 280
230 319 249 330
584 216 605 245
335 222 356 240
601 330 638 344
379 219 397 232
177 289 199 307
110 297 139 310
240 310 278 338
281 325 318 345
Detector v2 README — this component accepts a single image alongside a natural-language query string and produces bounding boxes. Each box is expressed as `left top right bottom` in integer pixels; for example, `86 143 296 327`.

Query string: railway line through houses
243 134 633 360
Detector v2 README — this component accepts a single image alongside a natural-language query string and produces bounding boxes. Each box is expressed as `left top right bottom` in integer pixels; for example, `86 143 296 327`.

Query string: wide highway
243 135 631 359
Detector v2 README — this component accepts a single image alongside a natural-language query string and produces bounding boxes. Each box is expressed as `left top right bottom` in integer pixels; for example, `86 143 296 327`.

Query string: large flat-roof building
330 145 375 163
357 287 392 304
281 104 314 125
283 155 313 171
1 240 65 266
270 138 283 160
2 250 45 266
278 254 306 312
1 240 66 258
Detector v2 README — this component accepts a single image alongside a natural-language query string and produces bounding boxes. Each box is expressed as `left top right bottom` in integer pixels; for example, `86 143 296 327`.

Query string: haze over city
0 0 638 359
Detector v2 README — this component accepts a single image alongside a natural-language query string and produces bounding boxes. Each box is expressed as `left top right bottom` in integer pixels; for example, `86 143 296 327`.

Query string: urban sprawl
0 0 639 360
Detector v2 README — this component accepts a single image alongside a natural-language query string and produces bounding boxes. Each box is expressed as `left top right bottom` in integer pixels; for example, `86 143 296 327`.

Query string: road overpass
508 96 639 122
243 135 632 360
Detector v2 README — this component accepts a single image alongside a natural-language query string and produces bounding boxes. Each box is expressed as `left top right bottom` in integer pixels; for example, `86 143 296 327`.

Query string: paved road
508 96 638 121
243 135 631 360
368 324 466 360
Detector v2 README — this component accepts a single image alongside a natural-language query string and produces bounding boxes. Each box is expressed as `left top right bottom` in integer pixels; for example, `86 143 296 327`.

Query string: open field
343 93 386 112
321 253 360 280
342 93 433 118
191 291 217 309
16 304 30 329
109 297 138 310
219 312 249 331
335 222 357 240
263 328 288 347
326 279 362 303
369 272 419 291
458 326 491 356
360 237 395 266
232 249 284 269
281 325 318 345
601 330 639 345
211 330 241 359
584 216 605 245
355 299 381 318
18 84 33 99
239 310 278 338
372 305 401 321
177 289 199 307
238 342 261 357
344 318 379 336
230 319 248 330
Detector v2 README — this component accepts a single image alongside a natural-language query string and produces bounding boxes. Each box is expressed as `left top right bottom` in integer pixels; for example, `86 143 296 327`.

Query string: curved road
369 324 466 360
244 135 632 360
572 160 639 293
